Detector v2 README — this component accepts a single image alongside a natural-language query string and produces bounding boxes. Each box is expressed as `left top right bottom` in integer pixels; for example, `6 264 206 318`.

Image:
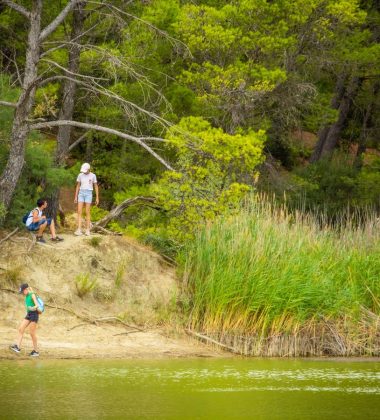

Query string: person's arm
94 183 99 206
74 182 80 203
31 209 43 223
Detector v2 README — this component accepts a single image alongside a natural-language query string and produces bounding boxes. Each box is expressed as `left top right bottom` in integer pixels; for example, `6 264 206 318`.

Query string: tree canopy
0 0 379 250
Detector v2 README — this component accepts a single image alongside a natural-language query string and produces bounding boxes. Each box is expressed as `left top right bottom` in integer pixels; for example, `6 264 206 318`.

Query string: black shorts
25 311 39 323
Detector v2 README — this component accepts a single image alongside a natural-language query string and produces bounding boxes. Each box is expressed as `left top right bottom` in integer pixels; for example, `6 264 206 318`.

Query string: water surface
0 358 379 419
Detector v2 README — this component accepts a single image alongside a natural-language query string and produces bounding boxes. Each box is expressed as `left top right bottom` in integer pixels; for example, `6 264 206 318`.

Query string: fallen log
186 329 240 354
94 196 156 228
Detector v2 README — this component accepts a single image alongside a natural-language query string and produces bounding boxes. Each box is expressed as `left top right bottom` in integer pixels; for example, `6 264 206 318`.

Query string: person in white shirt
74 163 99 236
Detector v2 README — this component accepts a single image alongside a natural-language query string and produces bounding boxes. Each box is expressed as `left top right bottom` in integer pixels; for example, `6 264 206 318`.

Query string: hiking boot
74 229 83 236
51 236 64 242
85 229 91 236
36 236 46 244
10 344 21 353
29 350 39 357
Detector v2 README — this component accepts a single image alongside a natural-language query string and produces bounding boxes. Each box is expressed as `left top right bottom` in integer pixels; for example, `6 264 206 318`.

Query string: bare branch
2 0 30 19
39 73 171 128
87 0 191 56
41 58 108 81
41 42 172 109
0 100 17 108
68 131 89 151
40 21 101 58
29 119 174 170
39 0 79 41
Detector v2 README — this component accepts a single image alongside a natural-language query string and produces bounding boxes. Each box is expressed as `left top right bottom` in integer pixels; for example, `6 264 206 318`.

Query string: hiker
74 162 99 236
10 283 40 357
25 198 64 243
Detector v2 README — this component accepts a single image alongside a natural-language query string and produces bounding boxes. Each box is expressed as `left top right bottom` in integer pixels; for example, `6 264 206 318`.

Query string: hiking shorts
27 218 52 231
78 189 93 204
25 311 39 323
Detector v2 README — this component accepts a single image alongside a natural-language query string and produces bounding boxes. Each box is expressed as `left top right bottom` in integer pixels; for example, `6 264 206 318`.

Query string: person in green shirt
10 283 40 357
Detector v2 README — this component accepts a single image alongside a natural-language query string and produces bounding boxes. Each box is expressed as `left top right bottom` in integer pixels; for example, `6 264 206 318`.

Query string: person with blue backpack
23 198 63 243
10 283 44 357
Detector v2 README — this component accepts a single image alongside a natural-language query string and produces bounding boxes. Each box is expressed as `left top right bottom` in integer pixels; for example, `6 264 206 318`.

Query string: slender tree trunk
85 134 93 163
319 77 361 159
354 83 379 170
0 0 42 210
310 73 347 163
48 1 85 221
56 1 85 164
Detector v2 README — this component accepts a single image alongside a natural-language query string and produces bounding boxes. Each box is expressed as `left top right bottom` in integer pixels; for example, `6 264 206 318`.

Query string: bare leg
29 322 38 351
37 221 47 237
49 219 57 238
17 319 30 348
77 202 84 231
85 203 91 231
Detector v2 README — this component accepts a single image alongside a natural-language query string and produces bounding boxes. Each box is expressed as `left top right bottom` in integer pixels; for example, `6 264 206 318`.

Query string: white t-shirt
77 172 97 191
26 208 42 227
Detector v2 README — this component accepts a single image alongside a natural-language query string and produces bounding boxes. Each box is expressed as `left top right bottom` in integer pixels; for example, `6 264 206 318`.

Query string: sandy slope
0 232 221 359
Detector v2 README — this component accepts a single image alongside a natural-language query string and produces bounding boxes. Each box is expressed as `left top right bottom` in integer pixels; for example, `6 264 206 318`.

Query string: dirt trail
0 232 221 359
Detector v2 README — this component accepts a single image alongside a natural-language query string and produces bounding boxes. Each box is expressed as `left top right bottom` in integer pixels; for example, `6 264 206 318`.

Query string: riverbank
1 216 379 359
0 232 222 359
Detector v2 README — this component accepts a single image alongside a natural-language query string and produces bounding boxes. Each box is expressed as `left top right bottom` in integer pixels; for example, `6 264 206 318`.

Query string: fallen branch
44 303 143 331
113 330 143 336
91 225 122 235
0 287 143 331
186 329 240 354
0 228 19 246
94 316 144 331
94 196 156 228
67 323 88 331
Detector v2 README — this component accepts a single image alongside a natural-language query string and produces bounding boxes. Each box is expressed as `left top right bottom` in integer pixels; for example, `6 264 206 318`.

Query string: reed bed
182 197 380 356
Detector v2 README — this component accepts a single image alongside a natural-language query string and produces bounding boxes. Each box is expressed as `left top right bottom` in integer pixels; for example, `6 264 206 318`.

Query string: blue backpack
36 295 45 314
22 212 30 224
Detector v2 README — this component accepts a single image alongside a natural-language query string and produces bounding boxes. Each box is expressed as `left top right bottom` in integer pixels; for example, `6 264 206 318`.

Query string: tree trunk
48 1 86 221
0 0 42 210
56 1 86 164
354 83 379 170
310 73 347 163
318 77 361 159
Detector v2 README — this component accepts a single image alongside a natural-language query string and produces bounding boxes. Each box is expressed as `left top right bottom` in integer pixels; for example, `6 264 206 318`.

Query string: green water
0 358 379 419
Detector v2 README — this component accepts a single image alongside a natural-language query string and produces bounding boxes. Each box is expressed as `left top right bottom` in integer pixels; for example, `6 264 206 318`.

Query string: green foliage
4 139 74 226
3 265 24 287
75 273 97 298
114 261 126 289
182 197 380 337
142 233 179 260
88 236 102 248
1 0 379 250
289 156 380 214
0 202 6 222
93 285 116 303
90 205 108 222
153 117 265 240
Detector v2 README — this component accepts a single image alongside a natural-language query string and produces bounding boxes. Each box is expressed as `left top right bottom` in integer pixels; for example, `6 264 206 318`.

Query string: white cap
80 163 91 173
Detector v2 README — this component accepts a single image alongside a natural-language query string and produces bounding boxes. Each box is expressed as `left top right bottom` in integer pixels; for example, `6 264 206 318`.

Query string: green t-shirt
25 292 36 312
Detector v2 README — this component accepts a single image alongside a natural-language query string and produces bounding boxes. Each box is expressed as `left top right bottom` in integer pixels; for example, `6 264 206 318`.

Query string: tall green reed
182 196 380 335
